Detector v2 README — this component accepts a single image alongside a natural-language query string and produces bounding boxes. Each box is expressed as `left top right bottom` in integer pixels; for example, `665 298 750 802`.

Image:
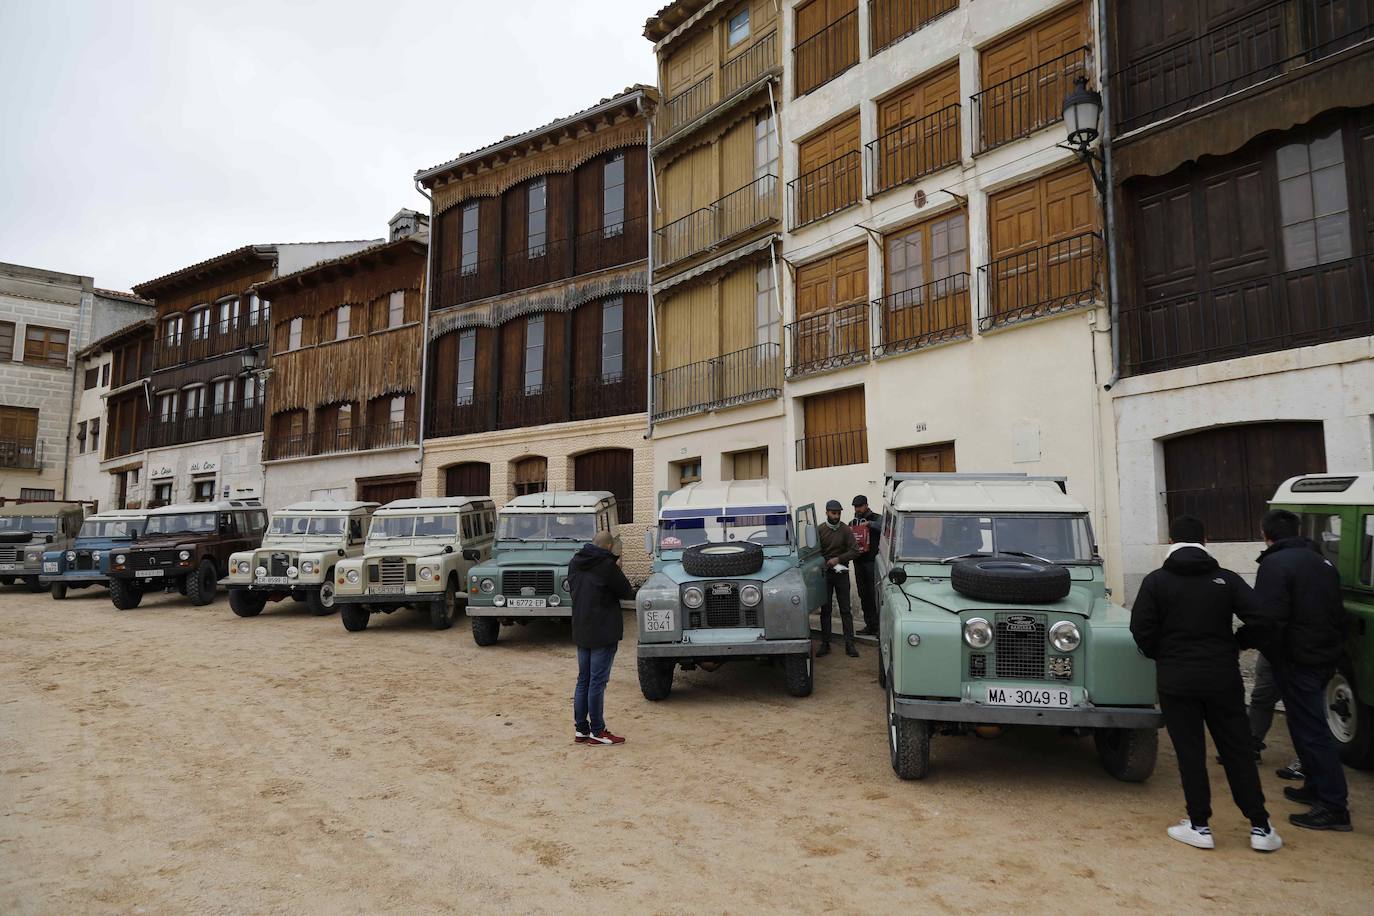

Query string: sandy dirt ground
2 585 1371 915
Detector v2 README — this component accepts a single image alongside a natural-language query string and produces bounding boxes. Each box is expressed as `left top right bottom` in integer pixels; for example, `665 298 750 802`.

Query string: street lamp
1060 75 1105 193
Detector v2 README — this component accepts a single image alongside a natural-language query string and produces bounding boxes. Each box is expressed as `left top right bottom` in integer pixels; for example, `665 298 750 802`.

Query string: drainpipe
415 178 435 493
60 288 92 500
1098 1 1121 391
645 109 657 442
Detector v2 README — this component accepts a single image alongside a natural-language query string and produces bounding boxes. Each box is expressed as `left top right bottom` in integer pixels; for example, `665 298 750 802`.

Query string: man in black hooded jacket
1254 508 1351 831
1131 515 1281 852
568 531 634 746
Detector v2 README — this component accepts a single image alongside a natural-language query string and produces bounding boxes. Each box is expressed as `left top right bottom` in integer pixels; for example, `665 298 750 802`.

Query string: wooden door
794 245 868 368
664 29 713 97
895 442 956 473
444 463 491 499
878 63 959 136
801 386 868 469
359 479 418 505
987 164 1096 318
882 211 969 345
978 3 1086 148
797 113 861 223
574 449 635 523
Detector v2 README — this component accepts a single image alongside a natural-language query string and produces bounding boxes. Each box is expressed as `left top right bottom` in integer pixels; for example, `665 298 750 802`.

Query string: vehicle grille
268 552 293 577
503 569 554 597
686 582 759 629
132 551 177 569
994 613 1047 680
378 557 408 586
75 551 94 571
968 654 987 678
0 547 19 563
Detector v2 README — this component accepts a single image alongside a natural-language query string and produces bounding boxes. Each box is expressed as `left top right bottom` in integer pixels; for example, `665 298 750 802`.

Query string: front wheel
229 589 267 618
306 579 337 616
471 615 500 646
108 578 143 610
23 576 44 593
1328 662 1374 769
1094 727 1158 782
429 580 456 630
637 657 674 701
185 561 217 606
0 576 13 585
50 583 68 600
887 673 930 780
340 605 370 632
783 651 814 697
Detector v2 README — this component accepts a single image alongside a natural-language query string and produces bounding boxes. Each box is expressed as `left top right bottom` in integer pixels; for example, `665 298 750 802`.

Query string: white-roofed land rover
224 501 378 617
0 502 86 592
332 496 495 632
635 482 826 700
877 474 1161 782
466 491 621 646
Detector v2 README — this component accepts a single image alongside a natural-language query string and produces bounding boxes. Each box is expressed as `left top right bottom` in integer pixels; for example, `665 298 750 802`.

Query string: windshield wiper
940 551 990 565
996 550 1056 564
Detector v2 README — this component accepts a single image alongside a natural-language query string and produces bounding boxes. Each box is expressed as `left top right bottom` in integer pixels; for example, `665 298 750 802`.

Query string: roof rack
883 473 1067 494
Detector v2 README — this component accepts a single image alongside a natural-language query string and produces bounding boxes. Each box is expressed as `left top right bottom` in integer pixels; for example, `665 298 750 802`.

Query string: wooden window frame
0 321 13 360
23 324 69 366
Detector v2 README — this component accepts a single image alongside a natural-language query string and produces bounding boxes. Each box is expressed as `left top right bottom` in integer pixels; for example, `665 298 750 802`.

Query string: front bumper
468 602 568 618
638 634 812 659
332 591 441 606
893 696 1162 729
227 578 325 593
0 562 41 576
40 571 108 586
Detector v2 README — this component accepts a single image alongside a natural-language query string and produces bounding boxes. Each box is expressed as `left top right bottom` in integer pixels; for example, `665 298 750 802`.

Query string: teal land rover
877 473 1161 781
1269 472 1374 768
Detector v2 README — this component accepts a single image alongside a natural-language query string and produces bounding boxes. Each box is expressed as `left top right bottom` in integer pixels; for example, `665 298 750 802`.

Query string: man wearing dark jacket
851 495 882 636
568 531 634 746
818 499 861 657
1254 509 1352 831
1131 515 1281 852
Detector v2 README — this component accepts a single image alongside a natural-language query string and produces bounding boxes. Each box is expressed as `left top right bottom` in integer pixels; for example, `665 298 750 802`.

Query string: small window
484 510 495 534
727 5 751 46
461 514 474 539
1278 128 1351 270
152 481 173 506
349 517 364 542
527 178 547 258
603 153 626 237
288 317 304 351
89 418 100 452
242 374 260 409
336 305 351 340
389 396 406 427
246 292 266 326
461 201 480 276
216 297 240 330
1361 515 1373 586
524 315 545 391
193 480 216 502
1300 513 1343 566
211 378 234 415
675 458 702 488
0 321 14 359
189 307 211 340
601 298 623 379
756 263 779 346
161 315 183 346
456 329 476 402
84 367 99 390
77 420 87 453
19 487 55 501
755 110 778 182
101 363 110 386
388 291 406 328
23 325 69 366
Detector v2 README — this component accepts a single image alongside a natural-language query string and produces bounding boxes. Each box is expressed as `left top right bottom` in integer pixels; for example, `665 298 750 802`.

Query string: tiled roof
643 0 714 41
256 235 428 297
75 316 155 361
415 85 657 184
94 288 153 306
132 244 275 298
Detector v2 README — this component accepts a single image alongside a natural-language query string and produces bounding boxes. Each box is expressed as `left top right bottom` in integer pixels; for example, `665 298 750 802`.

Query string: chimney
388 209 430 242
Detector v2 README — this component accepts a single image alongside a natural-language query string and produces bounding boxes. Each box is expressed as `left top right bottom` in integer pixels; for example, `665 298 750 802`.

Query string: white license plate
135 569 165 578
506 597 547 608
255 576 289 586
0 564 15 571
643 608 674 632
43 562 59 573
985 686 1072 708
370 585 404 595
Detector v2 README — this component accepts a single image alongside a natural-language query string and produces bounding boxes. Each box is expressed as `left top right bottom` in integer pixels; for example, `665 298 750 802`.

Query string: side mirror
643 530 654 554
888 568 908 586
443 545 454 554
45 535 54 544
337 549 346 558
129 531 138 542
462 548 480 561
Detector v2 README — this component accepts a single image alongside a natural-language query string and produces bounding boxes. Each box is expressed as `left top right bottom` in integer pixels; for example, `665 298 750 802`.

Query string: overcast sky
0 0 657 291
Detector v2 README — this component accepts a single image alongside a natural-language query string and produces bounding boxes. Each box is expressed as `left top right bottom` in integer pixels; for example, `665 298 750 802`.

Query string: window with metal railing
655 176 778 266
978 232 1101 330
972 46 1090 153
789 151 862 229
651 342 781 422
874 273 971 355
795 8 860 95
795 428 868 471
870 0 958 54
658 74 715 138
786 302 871 377
866 103 960 196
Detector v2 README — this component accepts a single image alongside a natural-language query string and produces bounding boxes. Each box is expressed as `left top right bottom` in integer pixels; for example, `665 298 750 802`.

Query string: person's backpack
851 519 871 554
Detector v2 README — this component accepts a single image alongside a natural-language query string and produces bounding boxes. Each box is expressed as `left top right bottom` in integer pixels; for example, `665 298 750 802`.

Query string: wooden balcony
143 404 265 450
426 373 646 438
650 343 781 422
789 151 862 229
972 46 1090 153
656 31 779 143
794 9 859 96
655 175 778 267
264 421 418 462
154 315 268 371
866 103 960 197
978 232 1101 330
870 0 958 54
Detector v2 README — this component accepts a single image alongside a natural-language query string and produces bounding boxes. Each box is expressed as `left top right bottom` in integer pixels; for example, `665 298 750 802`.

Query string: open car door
795 504 826 612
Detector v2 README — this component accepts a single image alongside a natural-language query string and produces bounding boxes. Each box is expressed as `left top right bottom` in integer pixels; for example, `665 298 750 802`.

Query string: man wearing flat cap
818 499 861 657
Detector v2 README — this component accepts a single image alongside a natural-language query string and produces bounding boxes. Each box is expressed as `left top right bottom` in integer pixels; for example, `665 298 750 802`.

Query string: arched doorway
444 461 491 498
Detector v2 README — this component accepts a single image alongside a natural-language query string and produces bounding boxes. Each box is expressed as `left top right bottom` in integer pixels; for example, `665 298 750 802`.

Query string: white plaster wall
1111 337 1374 602
144 433 265 506
263 447 422 512
65 350 111 505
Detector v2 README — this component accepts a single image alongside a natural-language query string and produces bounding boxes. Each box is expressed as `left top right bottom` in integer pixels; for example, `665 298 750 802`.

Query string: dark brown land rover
106 499 267 609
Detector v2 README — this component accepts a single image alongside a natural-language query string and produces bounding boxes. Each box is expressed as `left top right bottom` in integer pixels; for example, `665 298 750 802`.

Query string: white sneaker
1167 819 1215 849
1250 822 1282 853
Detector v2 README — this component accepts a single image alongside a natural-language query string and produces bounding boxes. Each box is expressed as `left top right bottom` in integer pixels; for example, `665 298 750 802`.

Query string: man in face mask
817 499 860 657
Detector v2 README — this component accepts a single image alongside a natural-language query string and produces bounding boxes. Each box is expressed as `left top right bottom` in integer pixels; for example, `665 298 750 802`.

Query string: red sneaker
586 729 625 746
574 732 590 744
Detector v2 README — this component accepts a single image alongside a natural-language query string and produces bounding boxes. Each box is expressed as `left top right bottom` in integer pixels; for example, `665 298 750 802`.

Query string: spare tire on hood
681 541 765 578
0 531 32 544
951 557 1071 604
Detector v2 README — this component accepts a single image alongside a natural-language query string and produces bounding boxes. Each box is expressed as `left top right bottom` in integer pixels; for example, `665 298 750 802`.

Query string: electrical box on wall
1012 421 1041 464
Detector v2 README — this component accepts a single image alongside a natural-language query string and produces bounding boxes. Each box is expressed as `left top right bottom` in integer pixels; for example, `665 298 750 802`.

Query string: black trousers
854 556 877 631
1271 661 1349 811
819 568 854 645
1159 688 1269 827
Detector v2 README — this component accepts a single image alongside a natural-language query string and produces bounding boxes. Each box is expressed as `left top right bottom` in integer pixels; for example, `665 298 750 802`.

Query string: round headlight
479 577 495 594
419 567 434 581
740 584 761 607
115 554 126 565
66 551 76 561
548 593 561 606
301 560 316 575
493 594 506 607
560 577 570 593
345 569 360 584
255 565 267 577
683 586 704 609
287 566 299 578
964 617 993 649
1049 620 1082 652
92 551 102 562
179 550 190 561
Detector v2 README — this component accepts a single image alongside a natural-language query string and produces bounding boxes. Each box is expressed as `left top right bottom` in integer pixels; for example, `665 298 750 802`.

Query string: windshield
498 514 597 542
369 514 457 539
145 512 218 536
269 515 345 537
0 516 58 534
78 519 144 539
658 513 792 550
895 514 1094 563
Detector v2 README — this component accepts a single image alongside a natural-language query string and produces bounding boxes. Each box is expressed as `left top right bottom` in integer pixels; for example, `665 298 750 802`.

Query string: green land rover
877 474 1162 782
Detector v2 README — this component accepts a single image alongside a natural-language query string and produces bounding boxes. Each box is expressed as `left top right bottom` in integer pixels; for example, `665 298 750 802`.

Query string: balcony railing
436 259 503 309
722 30 778 96
112 348 152 389
571 371 646 421
659 74 714 137
795 9 860 95
106 420 148 461
655 175 779 266
870 0 959 53
788 150 862 229
866 103 960 196
428 372 646 438
575 215 648 274
978 232 1101 330
265 421 418 461
972 45 1090 153
503 237 573 294
1113 0 1373 134
651 342 781 422
144 403 265 449
428 396 490 438
0 439 38 470
786 302 871 377
874 273 971 355
155 315 268 370
796 428 868 471
1121 254 1374 376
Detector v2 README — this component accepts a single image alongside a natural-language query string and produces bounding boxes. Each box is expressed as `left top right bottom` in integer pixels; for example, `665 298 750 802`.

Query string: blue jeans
573 644 617 735
1271 661 1349 811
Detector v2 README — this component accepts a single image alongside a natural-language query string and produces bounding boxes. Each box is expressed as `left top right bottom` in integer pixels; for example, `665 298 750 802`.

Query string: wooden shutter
512 457 548 497
664 29 713 97
731 447 769 480
437 205 463 275
444 462 491 498
981 2 1084 90
895 442 956 472
574 448 635 523
989 164 1096 259
575 155 604 241
878 63 960 136
796 244 867 316
801 386 868 468
799 112 861 174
